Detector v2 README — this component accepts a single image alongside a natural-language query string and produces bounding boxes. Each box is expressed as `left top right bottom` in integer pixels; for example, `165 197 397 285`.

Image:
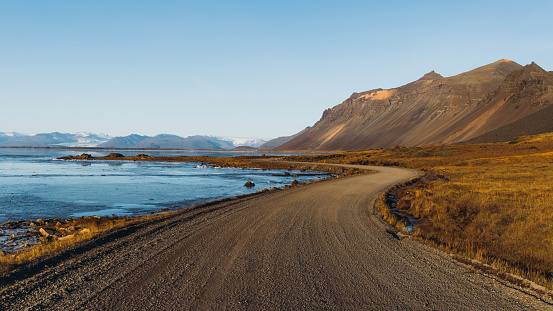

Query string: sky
1 0 552 139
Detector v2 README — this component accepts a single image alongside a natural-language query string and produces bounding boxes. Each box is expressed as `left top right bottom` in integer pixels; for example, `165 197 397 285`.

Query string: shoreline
0 154 367 255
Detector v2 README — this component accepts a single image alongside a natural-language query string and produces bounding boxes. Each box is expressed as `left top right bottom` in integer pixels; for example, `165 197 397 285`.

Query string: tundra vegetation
287 133 553 290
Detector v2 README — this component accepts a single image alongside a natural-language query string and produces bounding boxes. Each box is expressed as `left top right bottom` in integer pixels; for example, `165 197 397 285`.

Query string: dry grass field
288 133 553 288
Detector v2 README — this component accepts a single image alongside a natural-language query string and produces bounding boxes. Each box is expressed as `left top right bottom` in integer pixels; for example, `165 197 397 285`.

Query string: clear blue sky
1 0 552 138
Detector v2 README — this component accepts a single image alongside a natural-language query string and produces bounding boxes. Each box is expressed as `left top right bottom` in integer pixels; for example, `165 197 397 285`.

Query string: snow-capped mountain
0 132 25 143
0 132 112 147
99 134 237 149
64 132 113 147
217 137 267 148
0 132 268 149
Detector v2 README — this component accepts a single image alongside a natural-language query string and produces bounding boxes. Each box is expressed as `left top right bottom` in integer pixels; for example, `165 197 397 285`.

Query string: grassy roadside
288 133 553 290
0 216 145 274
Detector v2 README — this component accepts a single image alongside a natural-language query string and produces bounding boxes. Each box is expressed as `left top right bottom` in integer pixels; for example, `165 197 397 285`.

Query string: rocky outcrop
279 60 553 150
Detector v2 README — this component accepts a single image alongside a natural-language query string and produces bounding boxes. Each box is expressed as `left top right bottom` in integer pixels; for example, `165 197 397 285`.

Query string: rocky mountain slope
279 60 553 150
463 101 553 144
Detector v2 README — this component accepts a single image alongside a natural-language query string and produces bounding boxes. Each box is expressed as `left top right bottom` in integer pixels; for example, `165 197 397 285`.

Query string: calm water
0 148 324 222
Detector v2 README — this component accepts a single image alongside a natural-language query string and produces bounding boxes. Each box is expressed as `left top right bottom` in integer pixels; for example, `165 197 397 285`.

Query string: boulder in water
244 181 255 187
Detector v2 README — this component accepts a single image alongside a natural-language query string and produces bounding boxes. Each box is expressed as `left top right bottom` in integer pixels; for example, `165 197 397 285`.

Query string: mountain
97 134 150 148
0 132 112 147
218 137 267 148
462 63 553 143
135 135 235 149
279 60 553 150
258 127 311 149
0 132 25 143
99 134 235 149
0 132 265 149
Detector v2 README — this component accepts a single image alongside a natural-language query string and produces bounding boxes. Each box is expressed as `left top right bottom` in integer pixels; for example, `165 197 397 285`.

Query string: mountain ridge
0 132 266 149
98 134 259 149
0 132 112 147
279 60 553 150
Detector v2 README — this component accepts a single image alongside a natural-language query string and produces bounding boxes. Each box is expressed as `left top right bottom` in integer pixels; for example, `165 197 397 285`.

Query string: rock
107 153 125 158
79 228 91 235
58 234 75 241
9 234 15 240
65 226 76 233
244 181 255 187
291 179 300 187
39 227 56 237
25 231 40 237
29 222 37 227
36 218 45 224
75 153 93 159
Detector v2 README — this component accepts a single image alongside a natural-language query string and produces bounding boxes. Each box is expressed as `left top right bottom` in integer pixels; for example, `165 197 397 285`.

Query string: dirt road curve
1 165 550 310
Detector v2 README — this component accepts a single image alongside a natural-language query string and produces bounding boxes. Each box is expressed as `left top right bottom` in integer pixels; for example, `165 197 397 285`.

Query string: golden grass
0 216 151 273
287 133 553 289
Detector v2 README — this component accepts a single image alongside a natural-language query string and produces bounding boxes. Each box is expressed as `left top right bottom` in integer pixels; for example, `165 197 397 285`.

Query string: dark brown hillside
279 60 553 151
462 102 553 144
438 62 553 144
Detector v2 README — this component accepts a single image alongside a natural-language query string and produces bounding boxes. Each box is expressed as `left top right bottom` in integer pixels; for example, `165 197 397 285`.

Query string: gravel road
1 165 551 310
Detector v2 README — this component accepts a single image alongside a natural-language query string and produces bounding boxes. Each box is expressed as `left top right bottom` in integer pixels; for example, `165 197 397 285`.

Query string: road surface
0 165 550 310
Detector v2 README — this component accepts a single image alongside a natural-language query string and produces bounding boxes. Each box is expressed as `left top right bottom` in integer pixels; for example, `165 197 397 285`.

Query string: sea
0 148 326 222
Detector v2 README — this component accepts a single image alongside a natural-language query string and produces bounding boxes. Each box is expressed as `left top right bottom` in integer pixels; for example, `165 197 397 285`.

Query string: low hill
258 127 311 149
98 134 150 148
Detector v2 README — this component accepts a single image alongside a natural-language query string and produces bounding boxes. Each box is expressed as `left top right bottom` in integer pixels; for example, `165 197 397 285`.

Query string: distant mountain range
0 132 268 149
98 134 237 149
0 132 112 147
279 60 553 150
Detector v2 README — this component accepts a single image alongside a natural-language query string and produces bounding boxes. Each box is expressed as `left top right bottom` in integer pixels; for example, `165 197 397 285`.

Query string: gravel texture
1 165 551 310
